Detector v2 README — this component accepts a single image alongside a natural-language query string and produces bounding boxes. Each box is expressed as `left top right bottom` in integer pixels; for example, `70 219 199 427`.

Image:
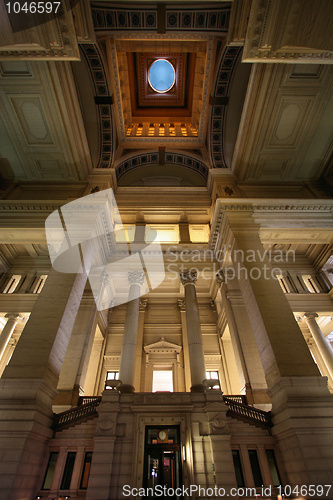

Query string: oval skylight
148 59 175 93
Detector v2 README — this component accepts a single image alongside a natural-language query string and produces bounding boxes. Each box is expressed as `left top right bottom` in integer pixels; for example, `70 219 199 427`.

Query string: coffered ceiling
0 0 332 190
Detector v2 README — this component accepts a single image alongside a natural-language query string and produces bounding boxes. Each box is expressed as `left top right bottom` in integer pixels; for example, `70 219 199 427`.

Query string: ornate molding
243 0 333 64
210 199 333 249
144 337 182 354
80 43 114 169
180 269 197 286
210 45 243 169
209 412 228 435
91 5 230 33
0 2 79 60
116 151 209 181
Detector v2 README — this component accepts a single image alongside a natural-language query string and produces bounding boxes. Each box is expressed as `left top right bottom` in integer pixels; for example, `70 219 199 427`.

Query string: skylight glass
148 59 175 93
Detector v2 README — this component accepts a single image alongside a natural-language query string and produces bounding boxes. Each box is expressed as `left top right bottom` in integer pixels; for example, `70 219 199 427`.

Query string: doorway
143 426 182 498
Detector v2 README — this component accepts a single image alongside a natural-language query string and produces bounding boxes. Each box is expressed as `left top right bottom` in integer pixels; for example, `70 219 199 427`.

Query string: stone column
305 313 333 380
118 271 145 393
133 299 147 392
180 270 206 392
0 313 20 360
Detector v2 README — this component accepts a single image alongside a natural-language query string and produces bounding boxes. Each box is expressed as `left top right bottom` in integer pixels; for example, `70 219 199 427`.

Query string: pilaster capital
180 270 197 286
210 298 216 311
177 299 186 311
128 270 145 286
100 270 109 287
216 270 225 287
139 299 148 311
304 312 319 320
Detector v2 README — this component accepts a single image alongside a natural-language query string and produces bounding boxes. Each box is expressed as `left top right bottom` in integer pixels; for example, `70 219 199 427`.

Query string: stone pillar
56 297 98 408
214 205 333 486
18 271 36 293
217 271 268 406
179 221 191 244
118 271 144 393
220 210 319 386
305 313 333 380
180 270 206 392
178 299 191 392
216 273 248 393
133 299 147 392
134 222 146 243
0 266 90 500
0 313 20 360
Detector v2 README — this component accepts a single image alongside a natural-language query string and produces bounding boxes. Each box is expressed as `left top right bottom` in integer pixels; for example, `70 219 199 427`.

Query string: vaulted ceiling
0 0 332 192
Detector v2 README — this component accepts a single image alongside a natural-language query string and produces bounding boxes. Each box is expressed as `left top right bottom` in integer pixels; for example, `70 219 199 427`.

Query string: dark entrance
143 426 182 498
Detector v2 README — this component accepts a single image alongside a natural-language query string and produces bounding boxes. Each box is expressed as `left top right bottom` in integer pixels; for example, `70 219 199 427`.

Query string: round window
148 59 175 93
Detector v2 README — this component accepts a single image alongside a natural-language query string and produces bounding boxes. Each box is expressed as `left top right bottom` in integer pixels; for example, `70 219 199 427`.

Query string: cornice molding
243 0 333 64
0 3 79 60
210 198 333 249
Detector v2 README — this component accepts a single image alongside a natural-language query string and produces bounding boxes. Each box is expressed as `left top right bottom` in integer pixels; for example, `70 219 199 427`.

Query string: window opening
32 274 48 294
80 451 93 489
232 450 245 487
265 450 282 486
153 370 173 392
248 450 263 487
60 452 76 490
42 452 58 490
3 275 21 293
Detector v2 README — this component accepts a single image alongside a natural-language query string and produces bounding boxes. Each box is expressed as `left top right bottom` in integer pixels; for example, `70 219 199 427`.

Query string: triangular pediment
144 337 182 354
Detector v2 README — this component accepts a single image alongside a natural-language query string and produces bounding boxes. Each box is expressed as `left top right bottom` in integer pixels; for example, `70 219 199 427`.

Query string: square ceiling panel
108 37 212 142
127 52 196 117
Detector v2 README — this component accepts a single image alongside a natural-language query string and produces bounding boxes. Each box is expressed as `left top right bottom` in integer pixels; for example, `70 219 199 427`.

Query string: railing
78 396 102 406
53 397 102 431
223 397 272 429
223 394 247 404
53 394 271 432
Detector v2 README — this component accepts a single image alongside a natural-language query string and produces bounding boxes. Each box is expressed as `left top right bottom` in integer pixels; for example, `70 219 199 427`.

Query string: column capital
128 271 145 286
180 270 197 286
304 312 319 320
4 313 20 321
